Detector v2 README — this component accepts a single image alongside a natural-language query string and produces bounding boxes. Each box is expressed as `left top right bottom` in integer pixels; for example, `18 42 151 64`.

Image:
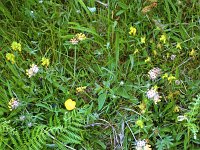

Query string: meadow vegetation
0 0 199 149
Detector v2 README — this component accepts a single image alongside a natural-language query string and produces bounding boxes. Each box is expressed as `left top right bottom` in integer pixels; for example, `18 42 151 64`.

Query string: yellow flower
174 106 180 112
157 43 162 49
159 34 167 44
11 41 21 52
41 57 50 67
129 26 137 36
76 33 86 41
162 73 168 79
138 102 146 114
76 86 87 93
176 43 182 49
134 49 139 54
64 99 76 110
145 57 151 63
141 37 146 44
8 98 19 111
6 53 15 64
152 50 157 56
173 90 180 95
138 102 145 110
136 120 144 128
167 92 174 100
189 49 196 57
166 53 170 58
167 74 176 83
153 85 158 90
144 144 152 150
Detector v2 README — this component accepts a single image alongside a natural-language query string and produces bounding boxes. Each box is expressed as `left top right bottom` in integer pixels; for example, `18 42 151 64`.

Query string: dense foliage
0 0 199 149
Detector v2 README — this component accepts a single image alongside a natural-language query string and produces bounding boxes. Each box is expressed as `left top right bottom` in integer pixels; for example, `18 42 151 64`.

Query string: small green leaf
98 92 107 111
116 87 130 99
129 54 134 71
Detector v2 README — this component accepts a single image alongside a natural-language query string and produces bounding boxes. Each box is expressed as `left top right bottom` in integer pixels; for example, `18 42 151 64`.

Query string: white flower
19 115 26 121
194 133 197 140
170 54 176 60
30 11 35 18
28 122 32 127
76 10 81 13
135 140 152 150
146 88 161 104
177 115 187 121
136 140 146 147
112 95 117 98
153 93 161 104
119 81 124 86
175 80 181 85
31 64 39 73
87 7 96 13
70 37 79 45
26 64 39 78
148 67 162 80
8 98 20 111
146 88 157 99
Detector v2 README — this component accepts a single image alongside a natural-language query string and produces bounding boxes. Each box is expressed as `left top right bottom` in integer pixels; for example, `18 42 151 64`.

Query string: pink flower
148 67 162 80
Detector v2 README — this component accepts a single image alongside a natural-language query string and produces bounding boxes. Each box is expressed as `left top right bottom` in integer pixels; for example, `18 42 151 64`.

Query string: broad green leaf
98 92 107 111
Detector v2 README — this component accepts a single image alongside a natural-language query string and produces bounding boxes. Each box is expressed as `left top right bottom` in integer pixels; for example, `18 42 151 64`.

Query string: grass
0 0 200 149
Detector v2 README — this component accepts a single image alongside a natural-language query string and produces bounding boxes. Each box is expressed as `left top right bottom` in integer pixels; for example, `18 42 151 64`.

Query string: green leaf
115 87 130 99
98 92 107 111
129 54 134 71
116 10 124 16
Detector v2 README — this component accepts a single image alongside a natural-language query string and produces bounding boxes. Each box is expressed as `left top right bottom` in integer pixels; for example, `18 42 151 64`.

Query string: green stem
74 46 77 78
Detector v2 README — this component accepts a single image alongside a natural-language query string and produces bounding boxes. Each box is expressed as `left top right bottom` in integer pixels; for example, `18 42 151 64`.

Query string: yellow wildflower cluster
129 26 137 36
76 33 86 41
136 119 144 128
162 73 176 83
6 53 15 64
159 34 167 44
64 99 76 110
167 92 174 100
11 41 21 52
41 57 50 68
189 49 196 57
138 101 146 114
76 86 87 93
70 33 86 45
